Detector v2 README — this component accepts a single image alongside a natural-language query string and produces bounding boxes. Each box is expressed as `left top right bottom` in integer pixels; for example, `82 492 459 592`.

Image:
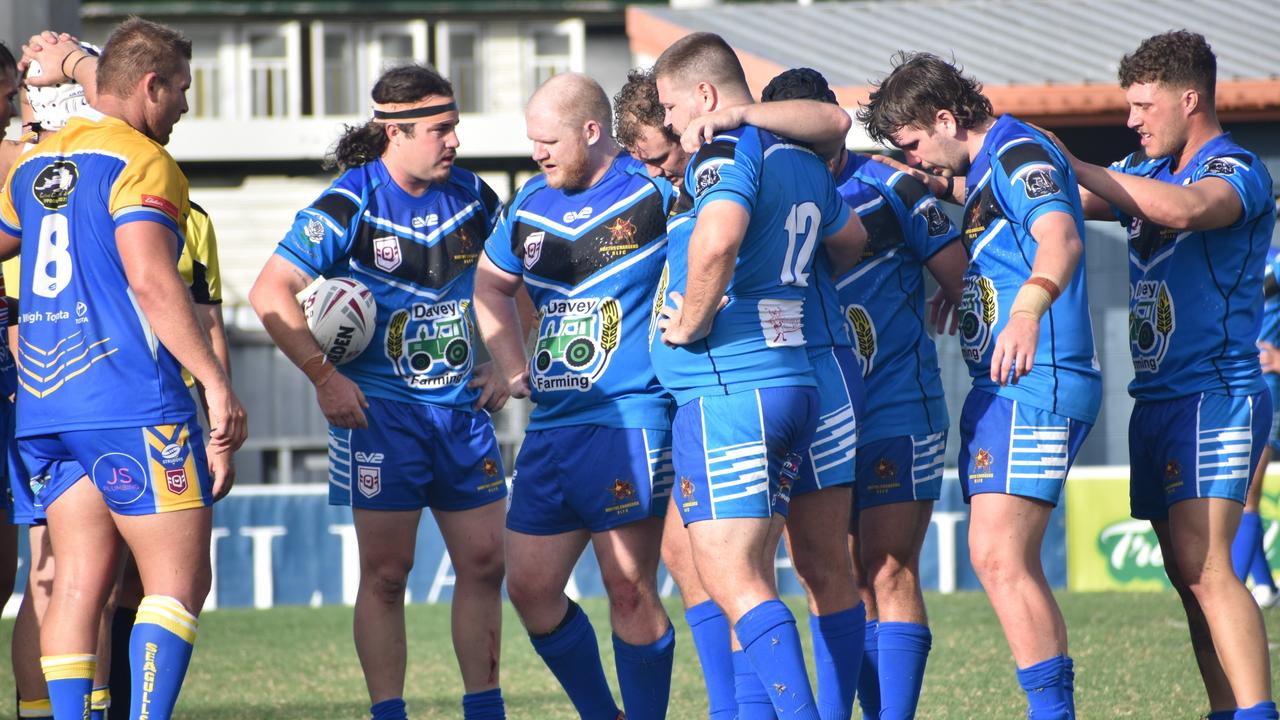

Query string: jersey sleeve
183 202 222 304
689 137 757 214
275 188 360 278
1196 153 1273 229
483 198 524 275
108 148 188 238
817 171 851 237
992 139 1076 232
888 174 960 260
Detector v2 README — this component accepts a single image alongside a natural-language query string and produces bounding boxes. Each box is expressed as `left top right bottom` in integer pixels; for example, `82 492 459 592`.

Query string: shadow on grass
180 690 581 719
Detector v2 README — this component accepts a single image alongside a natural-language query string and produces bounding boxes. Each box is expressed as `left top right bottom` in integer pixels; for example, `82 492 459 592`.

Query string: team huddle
0 13 1274 720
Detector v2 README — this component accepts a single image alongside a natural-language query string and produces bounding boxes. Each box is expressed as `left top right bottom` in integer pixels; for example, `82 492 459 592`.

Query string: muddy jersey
485 153 675 431
275 159 500 409
0 111 196 436
648 126 851 405
959 115 1100 423
1110 133 1274 400
834 154 958 443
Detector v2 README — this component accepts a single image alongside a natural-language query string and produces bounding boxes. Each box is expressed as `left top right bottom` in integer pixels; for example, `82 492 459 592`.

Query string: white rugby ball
302 278 377 366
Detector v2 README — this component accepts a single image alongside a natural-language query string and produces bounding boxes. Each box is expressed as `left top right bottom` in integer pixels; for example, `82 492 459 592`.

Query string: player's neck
94 95 144 136
961 117 999 164
383 160 434 197
580 140 622 190
1169 115 1224 174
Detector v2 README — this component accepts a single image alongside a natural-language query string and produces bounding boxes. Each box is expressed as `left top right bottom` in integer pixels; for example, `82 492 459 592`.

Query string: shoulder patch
889 172 930 210
997 140 1053 176
310 192 359 228
919 199 952 236
478 180 501 219
1203 155 1250 176
695 162 723 196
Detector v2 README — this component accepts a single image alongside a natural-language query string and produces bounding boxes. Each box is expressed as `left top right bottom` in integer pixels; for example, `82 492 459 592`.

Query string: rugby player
1243 244 1280 608
652 33 866 719
0 38 18 629
250 65 509 720
0 17 247 719
1052 31 1277 719
474 72 676 720
861 53 1100 718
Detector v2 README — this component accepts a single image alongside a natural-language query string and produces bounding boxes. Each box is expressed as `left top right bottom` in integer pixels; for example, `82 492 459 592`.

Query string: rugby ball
302 278 377 366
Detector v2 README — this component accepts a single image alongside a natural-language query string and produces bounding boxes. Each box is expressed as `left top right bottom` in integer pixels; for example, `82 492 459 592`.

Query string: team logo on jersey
648 263 670 346
1204 157 1239 176
1013 164 1061 199
845 305 878 376
411 213 439 228
524 231 545 270
1129 280 1175 374
680 476 695 498
304 218 326 243
562 206 593 224
530 297 622 392
357 465 381 498
921 200 951 237
32 160 79 210
165 468 189 495
959 274 997 365
694 160 725 197
373 236 402 272
601 217 639 260
758 298 805 348
971 448 994 481
385 300 475 390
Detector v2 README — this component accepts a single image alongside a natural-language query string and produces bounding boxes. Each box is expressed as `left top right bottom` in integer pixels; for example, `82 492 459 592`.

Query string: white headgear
25 41 101 132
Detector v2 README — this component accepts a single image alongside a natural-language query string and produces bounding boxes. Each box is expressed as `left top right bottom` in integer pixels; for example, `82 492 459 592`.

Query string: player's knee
968 540 1018 587
602 572 656 619
453 543 505 588
362 562 412 604
869 553 918 596
504 568 558 613
791 550 848 599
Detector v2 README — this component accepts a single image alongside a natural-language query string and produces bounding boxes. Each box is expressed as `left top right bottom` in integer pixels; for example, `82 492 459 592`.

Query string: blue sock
857 620 881 719
41 654 95 720
733 650 776 719
613 623 675 720
528 600 620 720
90 685 110 720
462 688 504 720
130 596 199 720
1207 712 1234 720
735 599 820 720
1235 512 1263 581
809 603 865 720
371 698 407 720
1236 701 1280 719
686 601 736 720
1016 655 1075 719
1250 526 1278 589
877 622 932 720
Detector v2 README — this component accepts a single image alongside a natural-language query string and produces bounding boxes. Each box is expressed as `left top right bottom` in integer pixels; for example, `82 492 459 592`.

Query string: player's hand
507 370 531 400
316 371 368 429
1259 341 1280 374
680 106 746 154
990 313 1040 386
208 445 236 501
19 31 80 84
927 287 960 335
658 291 726 346
866 153 958 202
469 361 510 412
204 383 248 452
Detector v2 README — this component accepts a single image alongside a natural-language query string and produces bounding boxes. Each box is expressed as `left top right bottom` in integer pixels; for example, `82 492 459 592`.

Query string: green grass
2 592 1278 718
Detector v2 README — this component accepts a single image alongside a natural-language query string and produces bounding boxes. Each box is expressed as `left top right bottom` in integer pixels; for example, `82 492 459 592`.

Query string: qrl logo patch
357 465 381 498
524 232 545 269
165 468 189 495
373 236 402 272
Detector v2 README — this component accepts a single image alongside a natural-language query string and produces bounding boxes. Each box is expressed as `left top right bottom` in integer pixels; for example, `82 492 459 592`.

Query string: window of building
524 20 584 97
242 23 300 118
185 28 227 118
311 23 360 116
436 22 483 112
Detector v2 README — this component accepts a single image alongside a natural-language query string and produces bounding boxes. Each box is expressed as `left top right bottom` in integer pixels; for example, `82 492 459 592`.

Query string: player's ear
696 81 716 113
141 72 163 103
583 118 601 147
935 109 957 137
1181 88 1200 116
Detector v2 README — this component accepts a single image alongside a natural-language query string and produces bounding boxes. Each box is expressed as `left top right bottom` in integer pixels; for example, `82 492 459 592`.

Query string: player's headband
371 100 457 121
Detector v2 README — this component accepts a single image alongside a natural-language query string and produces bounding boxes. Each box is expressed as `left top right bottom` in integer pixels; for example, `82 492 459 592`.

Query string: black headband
372 101 458 120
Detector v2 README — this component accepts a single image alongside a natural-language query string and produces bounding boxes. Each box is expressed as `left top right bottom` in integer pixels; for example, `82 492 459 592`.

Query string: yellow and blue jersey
0 111 196 437
958 115 1100 424
650 126 851 405
1111 133 1275 400
835 154 959 444
275 159 500 410
485 153 674 431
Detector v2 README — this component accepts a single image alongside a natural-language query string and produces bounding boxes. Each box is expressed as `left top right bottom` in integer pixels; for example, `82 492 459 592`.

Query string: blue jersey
0 113 197 436
649 126 851 405
1111 133 1275 400
835 154 959 443
275 159 500 409
1261 248 1280 348
484 153 674 431
959 115 1100 423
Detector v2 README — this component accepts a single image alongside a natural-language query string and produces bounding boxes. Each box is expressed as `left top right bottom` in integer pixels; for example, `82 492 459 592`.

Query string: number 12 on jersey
780 201 820 287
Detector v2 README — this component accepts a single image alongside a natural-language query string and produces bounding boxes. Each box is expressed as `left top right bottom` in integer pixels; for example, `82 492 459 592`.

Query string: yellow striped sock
135 595 199 644
91 686 110 711
40 653 97 682
17 698 54 718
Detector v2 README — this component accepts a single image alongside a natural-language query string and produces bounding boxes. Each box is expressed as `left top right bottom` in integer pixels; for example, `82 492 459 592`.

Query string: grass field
2 592 1278 718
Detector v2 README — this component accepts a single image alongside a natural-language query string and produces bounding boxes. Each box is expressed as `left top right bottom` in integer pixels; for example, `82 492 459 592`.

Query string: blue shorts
19 420 212 516
674 386 818 524
1266 374 1280 452
855 431 946 509
793 348 863 496
506 425 673 535
958 390 1090 506
1129 391 1270 521
329 397 506 512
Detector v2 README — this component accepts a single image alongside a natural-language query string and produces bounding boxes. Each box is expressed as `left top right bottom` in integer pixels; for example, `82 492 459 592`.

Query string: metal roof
637 0 1280 87
82 0 664 18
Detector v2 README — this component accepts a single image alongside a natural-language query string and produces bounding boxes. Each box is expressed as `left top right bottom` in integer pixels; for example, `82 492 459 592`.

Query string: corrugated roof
82 0 663 18
638 0 1280 87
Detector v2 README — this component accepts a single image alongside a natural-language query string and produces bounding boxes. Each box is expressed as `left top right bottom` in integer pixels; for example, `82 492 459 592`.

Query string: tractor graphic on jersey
1129 279 1175 374
532 297 621 392
385 300 474 389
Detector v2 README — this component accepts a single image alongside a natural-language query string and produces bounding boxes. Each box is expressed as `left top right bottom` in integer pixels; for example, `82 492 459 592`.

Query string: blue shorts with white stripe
793 347 864 495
